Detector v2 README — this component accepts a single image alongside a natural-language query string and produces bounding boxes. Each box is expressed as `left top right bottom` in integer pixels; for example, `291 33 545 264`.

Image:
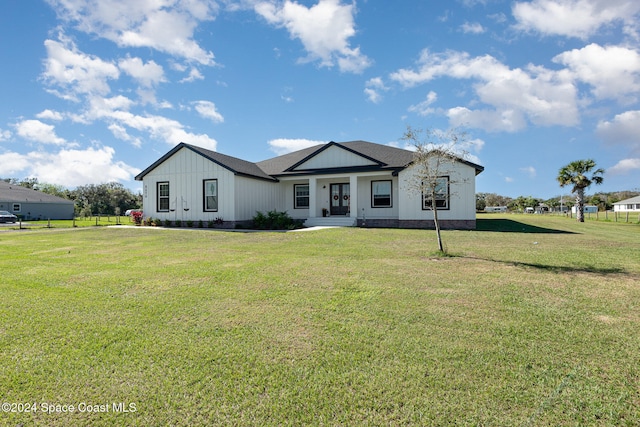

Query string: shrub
164 219 172 227
198 220 204 228
131 211 143 226
252 210 299 230
175 219 182 227
186 220 194 228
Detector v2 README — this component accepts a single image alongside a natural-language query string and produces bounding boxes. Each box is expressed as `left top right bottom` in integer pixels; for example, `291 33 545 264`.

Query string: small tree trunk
576 188 585 222
431 190 444 252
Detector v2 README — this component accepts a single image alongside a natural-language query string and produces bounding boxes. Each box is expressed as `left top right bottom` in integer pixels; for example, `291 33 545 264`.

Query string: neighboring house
613 196 640 212
484 206 507 213
0 181 75 220
572 205 598 214
135 140 484 229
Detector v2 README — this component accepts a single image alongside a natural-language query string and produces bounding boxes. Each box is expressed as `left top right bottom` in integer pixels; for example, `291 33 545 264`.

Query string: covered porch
285 171 398 227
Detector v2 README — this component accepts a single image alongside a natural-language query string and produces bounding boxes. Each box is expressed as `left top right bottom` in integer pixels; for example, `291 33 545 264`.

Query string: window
371 180 392 208
12 203 21 212
157 182 170 212
294 184 309 208
422 176 449 210
203 179 218 211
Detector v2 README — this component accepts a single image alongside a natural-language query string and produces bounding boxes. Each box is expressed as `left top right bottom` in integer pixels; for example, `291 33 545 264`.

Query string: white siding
142 147 236 221
357 175 399 220
293 145 377 170
234 176 283 221
282 180 310 219
397 162 477 221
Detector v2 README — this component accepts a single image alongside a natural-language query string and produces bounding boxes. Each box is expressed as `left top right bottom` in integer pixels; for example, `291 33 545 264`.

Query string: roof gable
287 142 382 171
135 143 276 182
137 140 484 182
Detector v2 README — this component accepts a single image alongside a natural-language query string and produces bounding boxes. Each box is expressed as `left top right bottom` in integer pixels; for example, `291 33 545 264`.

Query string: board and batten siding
233 175 283 221
293 145 377 170
397 162 477 221
142 147 236 221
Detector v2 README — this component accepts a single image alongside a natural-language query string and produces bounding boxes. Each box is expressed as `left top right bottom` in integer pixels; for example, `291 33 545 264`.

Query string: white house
135 141 484 229
613 196 640 212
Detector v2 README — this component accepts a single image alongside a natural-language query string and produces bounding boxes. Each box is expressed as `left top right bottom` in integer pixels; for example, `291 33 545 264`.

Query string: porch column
349 175 358 218
308 177 317 218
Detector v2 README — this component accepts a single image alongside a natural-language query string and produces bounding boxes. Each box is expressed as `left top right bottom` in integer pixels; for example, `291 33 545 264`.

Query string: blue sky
1 0 639 199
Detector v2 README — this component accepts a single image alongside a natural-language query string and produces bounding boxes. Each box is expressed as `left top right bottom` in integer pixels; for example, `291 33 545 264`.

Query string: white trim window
294 184 310 209
204 179 218 212
422 176 450 210
157 182 170 212
371 180 392 208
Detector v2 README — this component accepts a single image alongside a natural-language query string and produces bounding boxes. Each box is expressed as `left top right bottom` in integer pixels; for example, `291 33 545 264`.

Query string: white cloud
390 49 579 131
447 107 528 132
36 109 64 121
14 120 68 146
461 22 485 34
42 35 120 97
364 77 388 103
608 158 640 174
553 44 640 103
255 0 371 73
267 138 325 155
85 95 218 150
408 91 438 116
193 100 224 123
179 67 205 83
46 0 217 65
512 0 640 39
0 146 140 187
0 128 11 141
596 110 640 152
118 57 166 87
520 166 537 178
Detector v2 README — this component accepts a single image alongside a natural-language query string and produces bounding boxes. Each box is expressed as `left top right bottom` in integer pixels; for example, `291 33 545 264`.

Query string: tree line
476 190 639 213
2 178 142 217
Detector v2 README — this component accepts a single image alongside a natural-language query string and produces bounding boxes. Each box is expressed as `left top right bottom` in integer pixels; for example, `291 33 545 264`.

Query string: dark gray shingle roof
136 140 484 182
135 143 277 182
0 181 74 204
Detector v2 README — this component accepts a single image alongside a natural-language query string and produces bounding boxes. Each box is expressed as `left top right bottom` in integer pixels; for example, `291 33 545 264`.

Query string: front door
330 183 350 215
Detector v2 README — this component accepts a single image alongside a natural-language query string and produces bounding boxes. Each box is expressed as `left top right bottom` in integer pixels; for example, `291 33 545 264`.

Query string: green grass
5 216 133 229
1 214 639 426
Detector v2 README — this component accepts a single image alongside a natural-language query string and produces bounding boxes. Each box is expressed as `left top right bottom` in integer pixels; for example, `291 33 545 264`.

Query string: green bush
252 210 300 230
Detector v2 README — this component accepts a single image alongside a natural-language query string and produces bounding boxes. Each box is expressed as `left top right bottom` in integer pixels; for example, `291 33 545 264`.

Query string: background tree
475 193 487 212
402 126 470 253
557 159 604 222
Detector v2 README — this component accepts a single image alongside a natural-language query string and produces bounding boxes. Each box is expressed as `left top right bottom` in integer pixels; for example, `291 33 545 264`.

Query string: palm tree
557 159 604 222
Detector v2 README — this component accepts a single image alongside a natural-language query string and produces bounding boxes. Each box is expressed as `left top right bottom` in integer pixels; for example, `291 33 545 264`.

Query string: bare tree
402 126 471 253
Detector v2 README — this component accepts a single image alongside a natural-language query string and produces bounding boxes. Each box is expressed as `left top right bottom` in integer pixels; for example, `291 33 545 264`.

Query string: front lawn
1 215 638 425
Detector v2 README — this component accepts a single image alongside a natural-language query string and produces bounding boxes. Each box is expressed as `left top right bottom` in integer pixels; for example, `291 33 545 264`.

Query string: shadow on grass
454 254 626 275
476 218 575 234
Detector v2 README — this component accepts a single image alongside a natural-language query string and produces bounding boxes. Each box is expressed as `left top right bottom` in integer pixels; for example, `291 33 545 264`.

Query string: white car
0 211 18 223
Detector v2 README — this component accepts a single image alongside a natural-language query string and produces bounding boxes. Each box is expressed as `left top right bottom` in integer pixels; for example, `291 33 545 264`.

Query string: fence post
626 212 629 223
